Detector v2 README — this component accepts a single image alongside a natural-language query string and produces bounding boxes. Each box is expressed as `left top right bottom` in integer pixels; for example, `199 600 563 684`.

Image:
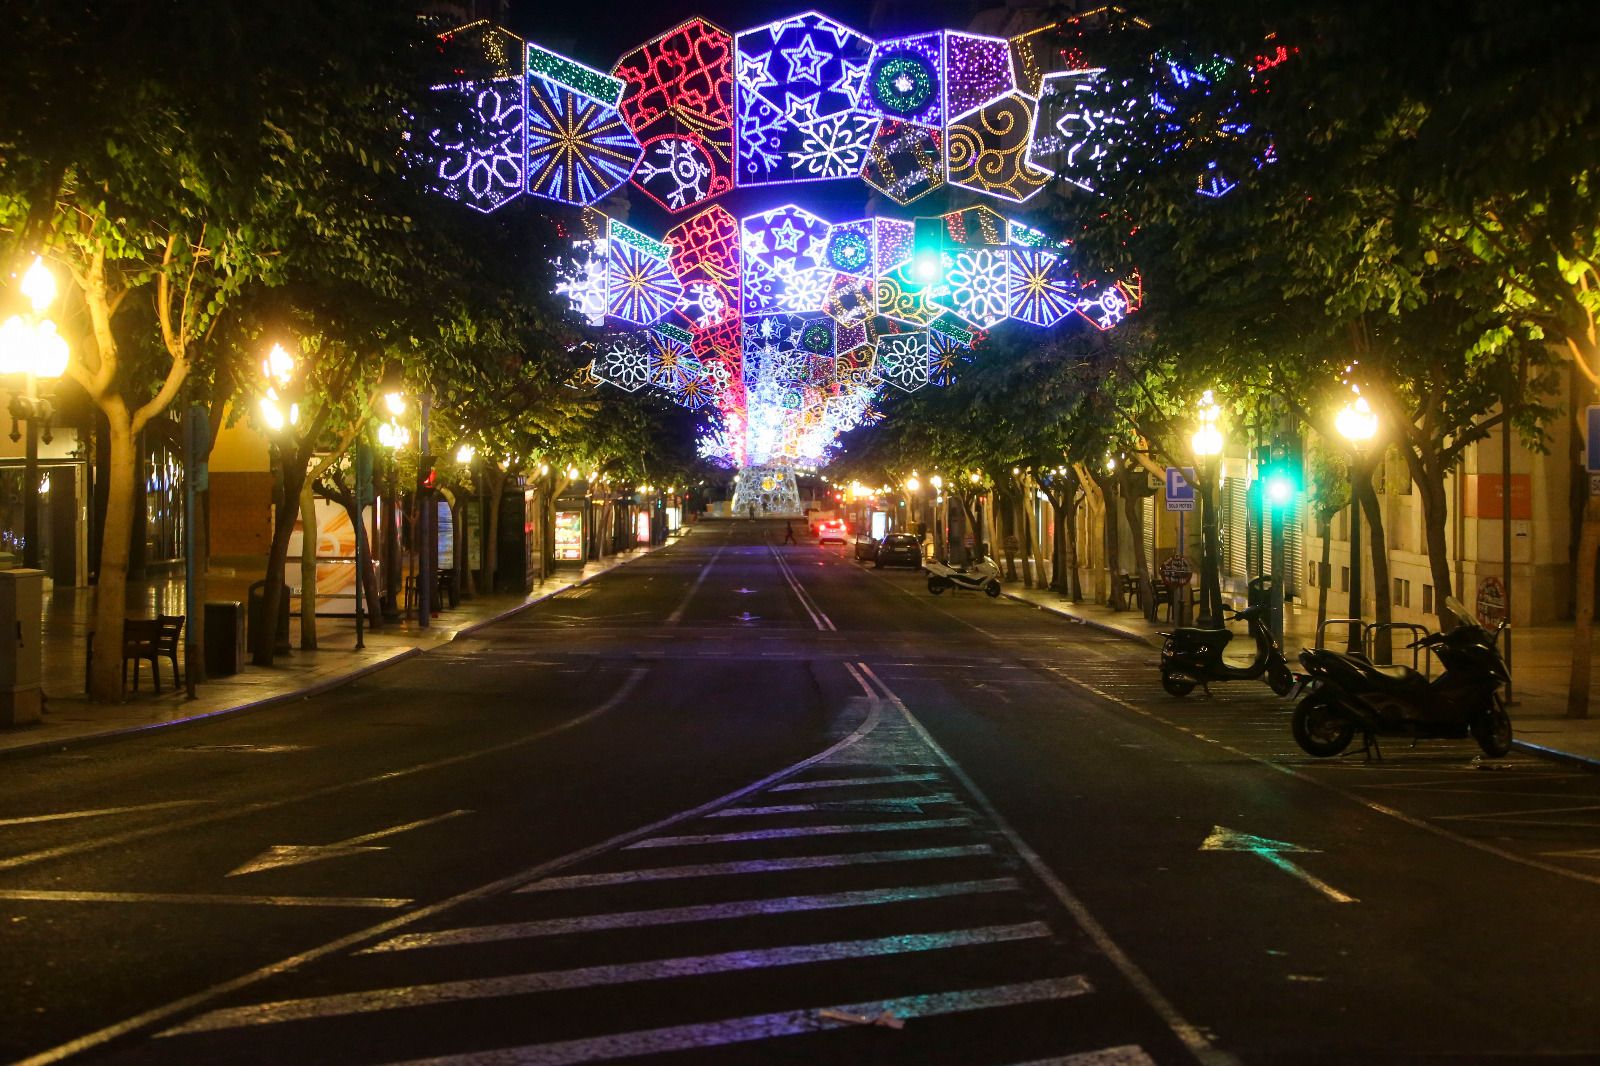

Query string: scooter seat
1168 627 1231 651
1316 651 1427 695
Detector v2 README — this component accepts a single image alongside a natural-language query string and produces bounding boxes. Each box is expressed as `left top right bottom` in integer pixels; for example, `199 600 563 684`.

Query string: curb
1511 739 1600 771
999 591 1164 648
0 544 670 760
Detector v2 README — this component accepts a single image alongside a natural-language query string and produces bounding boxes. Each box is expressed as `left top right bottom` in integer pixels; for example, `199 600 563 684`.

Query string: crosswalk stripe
707 795 957 816
376 976 1096 1066
625 818 972 849
770 773 943 791
363 878 1023 953
160 923 1052 1036
517 844 993 892
1004 1047 1158 1066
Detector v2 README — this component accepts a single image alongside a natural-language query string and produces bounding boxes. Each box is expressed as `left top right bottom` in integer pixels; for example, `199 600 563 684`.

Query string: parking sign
1165 467 1196 511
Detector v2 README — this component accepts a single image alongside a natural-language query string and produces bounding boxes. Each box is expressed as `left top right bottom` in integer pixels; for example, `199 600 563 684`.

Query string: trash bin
247 581 292 656
204 601 244 677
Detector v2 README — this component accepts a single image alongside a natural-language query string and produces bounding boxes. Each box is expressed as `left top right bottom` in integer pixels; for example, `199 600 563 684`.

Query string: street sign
1589 407 1600 472
1589 472 1600 497
1165 466 1196 511
1476 575 1506 628
1160 554 1194 587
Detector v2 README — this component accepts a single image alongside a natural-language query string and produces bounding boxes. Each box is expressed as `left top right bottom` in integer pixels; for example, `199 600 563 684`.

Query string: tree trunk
1569 502 1599 718
1019 480 1037 588
88 407 137 702
1063 489 1082 600
999 490 1018 581
255 447 307 667
483 467 505 594
1197 467 1225 625
1119 470 1151 616
1092 472 1122 609
1356 469 1393 663
1403 443 1456 631
298 474 318 650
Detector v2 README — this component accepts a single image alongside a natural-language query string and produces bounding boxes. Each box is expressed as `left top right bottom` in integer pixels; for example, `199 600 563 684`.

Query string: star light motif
782 35 828 83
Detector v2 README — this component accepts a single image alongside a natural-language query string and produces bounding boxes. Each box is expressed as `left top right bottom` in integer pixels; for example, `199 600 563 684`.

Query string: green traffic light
1264 468 1296 507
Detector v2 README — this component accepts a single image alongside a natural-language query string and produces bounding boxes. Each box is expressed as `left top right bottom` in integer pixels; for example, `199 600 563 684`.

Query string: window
1340 565 1350 592
1307 561 1317 587
1393 577 1411 608
1423 584 1434 614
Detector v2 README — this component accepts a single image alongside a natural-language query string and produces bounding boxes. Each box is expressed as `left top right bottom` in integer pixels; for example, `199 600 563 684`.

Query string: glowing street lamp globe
19 257 57 314
1335 394 1378 444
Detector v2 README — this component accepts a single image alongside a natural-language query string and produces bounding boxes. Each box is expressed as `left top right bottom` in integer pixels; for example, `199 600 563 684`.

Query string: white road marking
0 800 208 827
0 669 650 874
624 817 972 849
771 772 942 791
769 545 836 630
0 889 409 908
370 977 1094 1066
12 662 890 1066
228 810 471 876
1033 664 1600 892
363 878 1022 952
519 844 993 891
1200 826 1357 904
159 923 1051 1036
666 546 724 623
855 663 1239 1066
706 795 956 816
1005 1047 1158 1066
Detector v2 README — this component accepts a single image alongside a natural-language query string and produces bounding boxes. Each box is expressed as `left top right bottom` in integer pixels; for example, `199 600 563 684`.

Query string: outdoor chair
124 615 184 694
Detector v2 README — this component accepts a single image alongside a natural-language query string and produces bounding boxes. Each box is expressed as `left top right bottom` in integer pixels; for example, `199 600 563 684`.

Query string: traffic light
1261 437 1299 509
911 216 944 286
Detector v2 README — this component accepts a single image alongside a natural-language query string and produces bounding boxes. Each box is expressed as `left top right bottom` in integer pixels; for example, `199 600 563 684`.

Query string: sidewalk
999 582 1600 768
0 539 674 758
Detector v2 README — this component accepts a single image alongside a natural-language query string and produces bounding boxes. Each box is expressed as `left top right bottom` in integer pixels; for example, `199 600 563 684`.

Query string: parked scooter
925 556 1003 598
1159 575 1295 697
1291 596 1512 759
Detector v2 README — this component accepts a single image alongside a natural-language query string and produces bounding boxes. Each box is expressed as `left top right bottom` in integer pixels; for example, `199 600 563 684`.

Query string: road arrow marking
1201 826 1358 904
228 810 471 877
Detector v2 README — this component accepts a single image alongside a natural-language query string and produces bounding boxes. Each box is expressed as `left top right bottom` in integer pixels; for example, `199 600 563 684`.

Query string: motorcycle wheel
1292 695 1355 757
1161 671 1196 697
984 579 1001 598
1472 696 1513 758
1267 662 1295 697
928 576 947 595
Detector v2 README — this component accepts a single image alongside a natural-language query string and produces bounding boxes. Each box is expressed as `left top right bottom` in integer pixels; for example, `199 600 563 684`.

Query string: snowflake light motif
944 249 1012 327
1007 248 1077 326
872 333 931 393
633 136 715 210
426 79 526 213
788 112 880 179
594 336 653 392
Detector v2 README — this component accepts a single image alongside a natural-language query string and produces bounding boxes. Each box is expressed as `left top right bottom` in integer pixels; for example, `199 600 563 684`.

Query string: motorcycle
1291 596 1512 759
925 556 1003 598
1159 575 1295 697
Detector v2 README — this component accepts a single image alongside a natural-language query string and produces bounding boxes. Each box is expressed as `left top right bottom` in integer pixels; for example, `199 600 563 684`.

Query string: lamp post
1 257 70 570
1191 390 1225 626
1335 391 1378 654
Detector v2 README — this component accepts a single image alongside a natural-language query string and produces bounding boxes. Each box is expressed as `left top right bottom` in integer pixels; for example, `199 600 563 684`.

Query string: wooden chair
1116 573 1142 611
124 615 184 694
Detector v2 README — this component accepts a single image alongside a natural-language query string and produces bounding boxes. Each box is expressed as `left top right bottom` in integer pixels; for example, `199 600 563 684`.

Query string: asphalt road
4 518 1600 1065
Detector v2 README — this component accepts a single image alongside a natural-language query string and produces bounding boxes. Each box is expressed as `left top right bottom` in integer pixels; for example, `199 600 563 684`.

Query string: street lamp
1 257 70 569
1191 390 1225 626
1335 390 1378 653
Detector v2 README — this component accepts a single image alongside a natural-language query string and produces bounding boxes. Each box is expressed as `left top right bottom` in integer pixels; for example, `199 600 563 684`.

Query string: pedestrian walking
783 520 797 545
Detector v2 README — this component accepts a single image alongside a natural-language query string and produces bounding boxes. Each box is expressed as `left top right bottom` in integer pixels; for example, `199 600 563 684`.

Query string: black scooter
1291 596 1512 759
1159 576 1295 697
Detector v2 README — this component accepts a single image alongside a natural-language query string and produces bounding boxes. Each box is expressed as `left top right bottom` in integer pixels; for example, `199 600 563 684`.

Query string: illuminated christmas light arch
414 11 1281 473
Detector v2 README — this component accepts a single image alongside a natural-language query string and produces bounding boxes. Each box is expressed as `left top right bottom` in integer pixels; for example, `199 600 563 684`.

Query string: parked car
872 533 924 568
816 518 849 544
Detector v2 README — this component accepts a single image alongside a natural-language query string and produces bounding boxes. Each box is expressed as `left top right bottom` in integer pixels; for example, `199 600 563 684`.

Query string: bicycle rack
1315 617 1366 652
1363 622 1434 678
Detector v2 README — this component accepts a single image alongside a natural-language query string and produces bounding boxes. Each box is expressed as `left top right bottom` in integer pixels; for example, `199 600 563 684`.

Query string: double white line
769 545 836 630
